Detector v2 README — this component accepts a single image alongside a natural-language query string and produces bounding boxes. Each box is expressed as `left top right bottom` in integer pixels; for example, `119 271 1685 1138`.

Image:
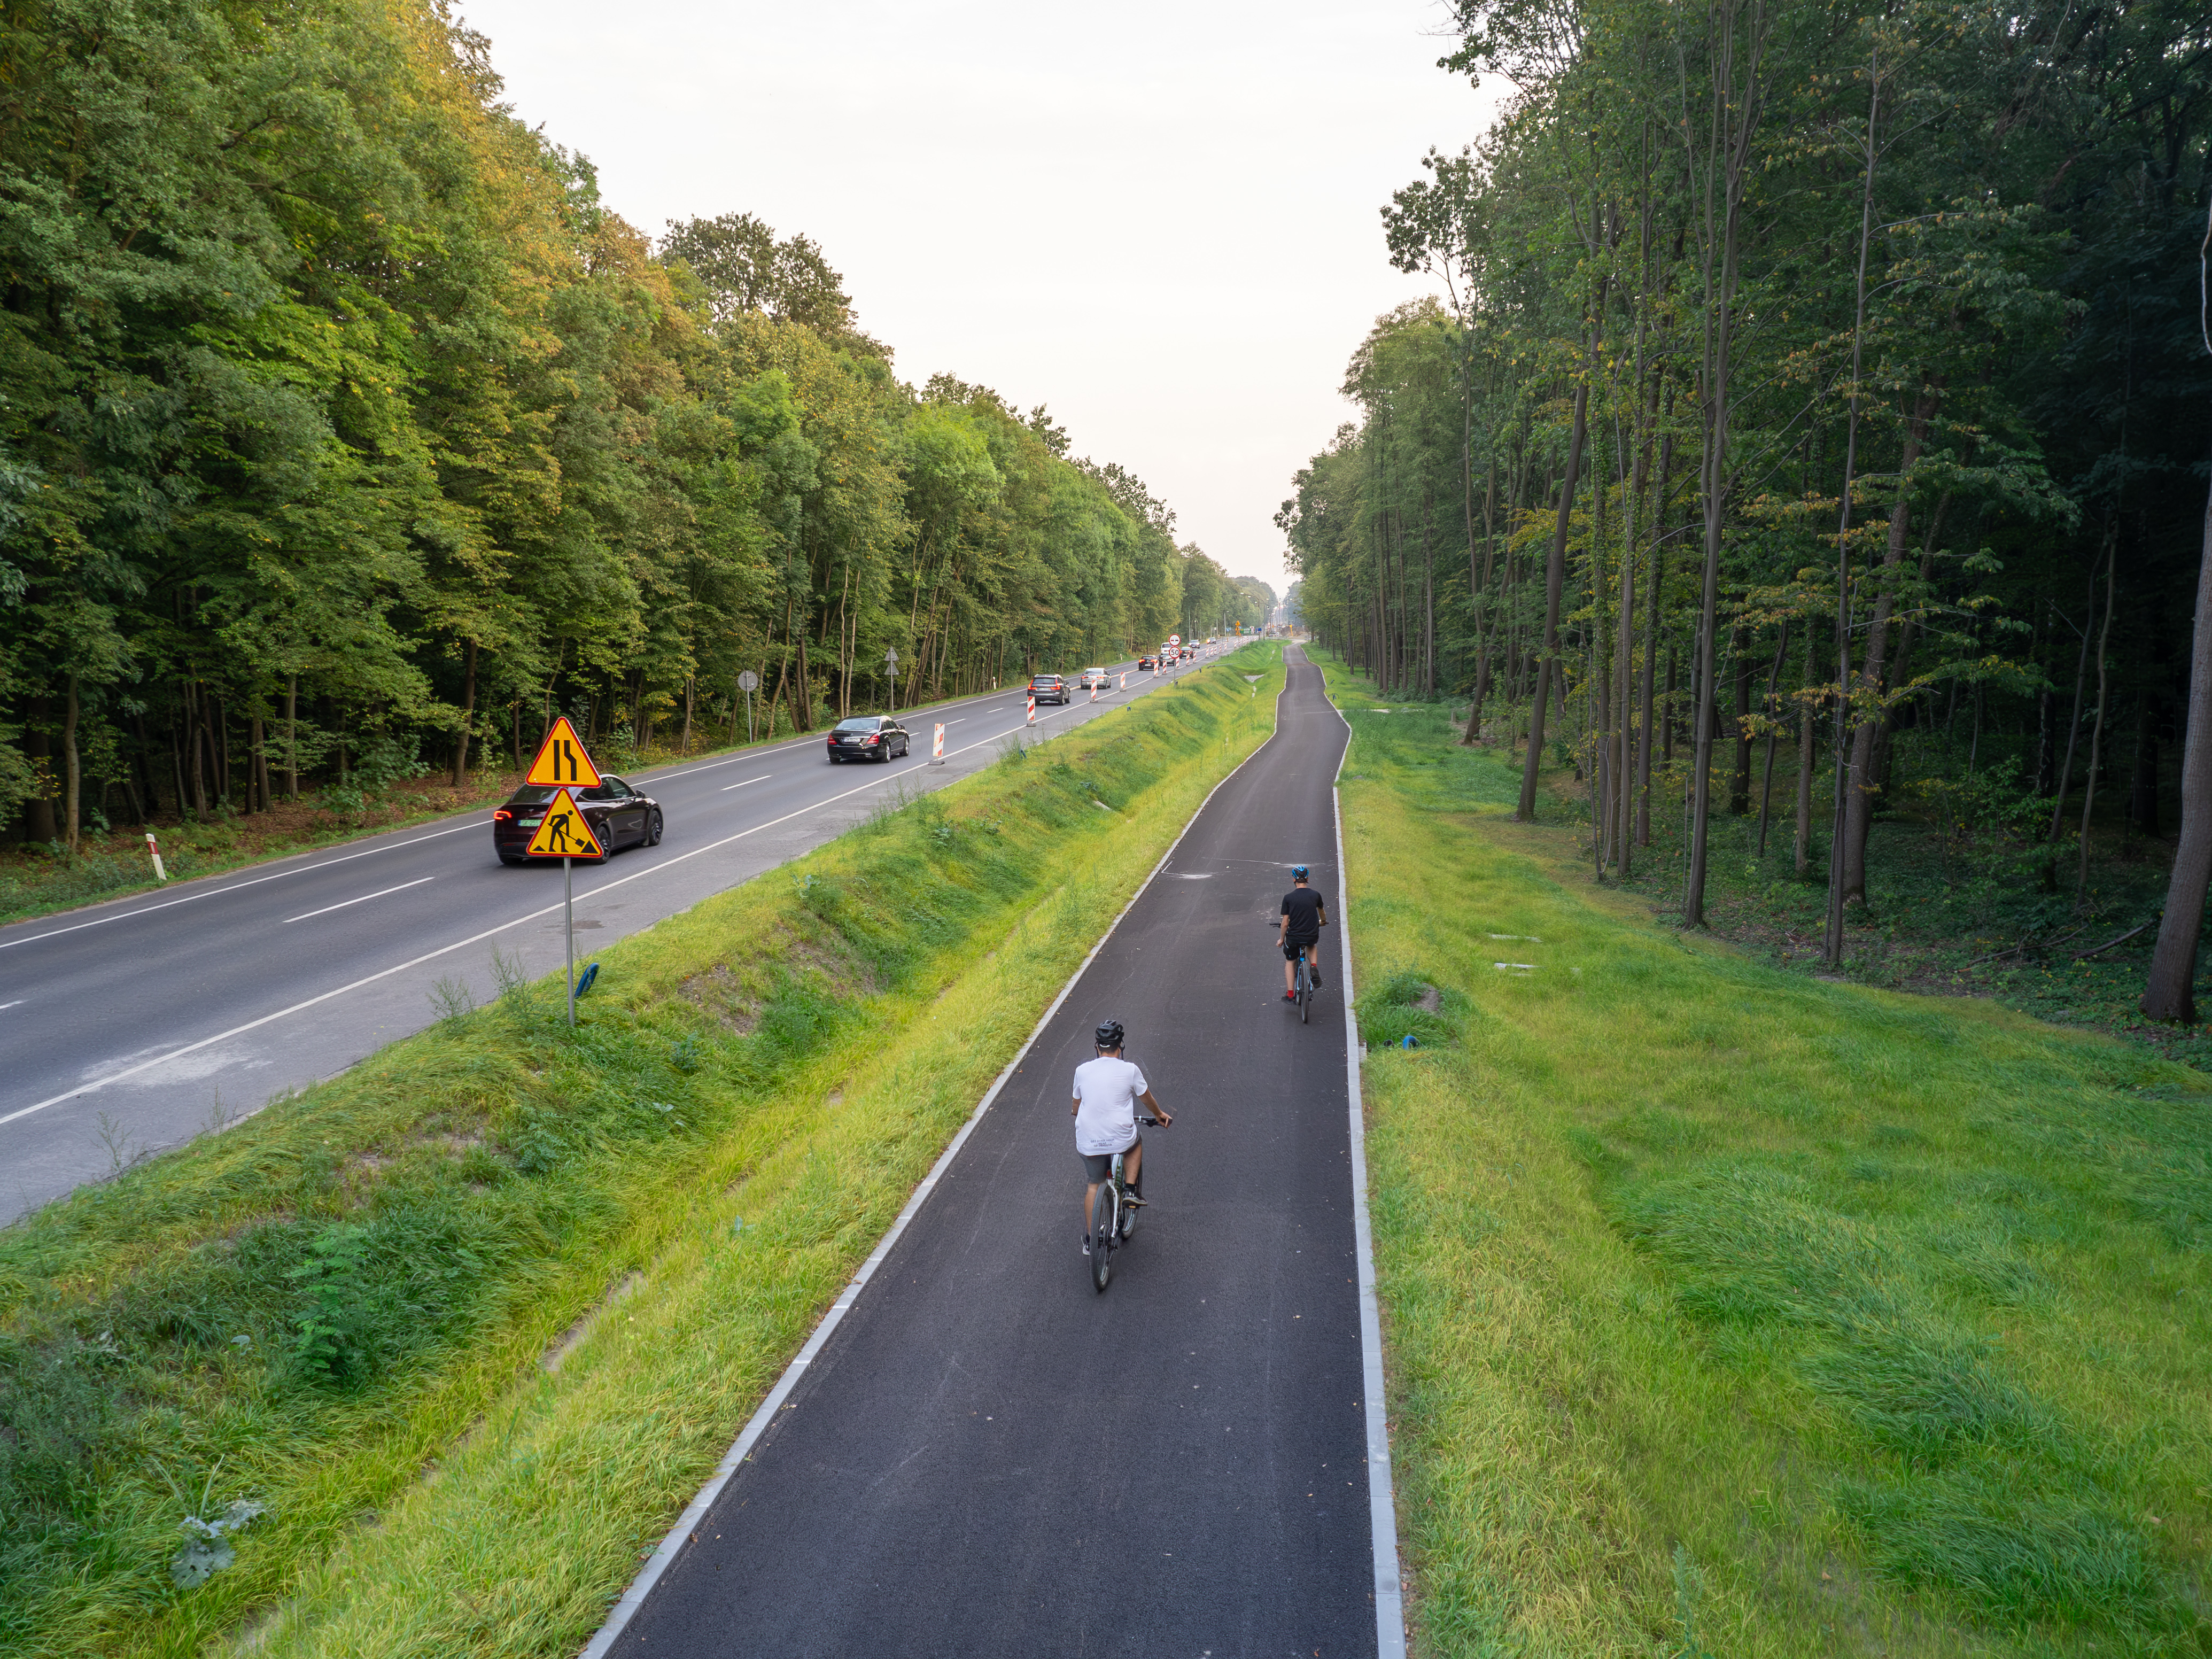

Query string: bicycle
1088 1116 1162 1293
1293 944 1314 1022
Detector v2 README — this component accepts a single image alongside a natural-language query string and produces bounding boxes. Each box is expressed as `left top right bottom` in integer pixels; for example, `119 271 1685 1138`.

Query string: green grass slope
0 648 1283 1659
1318 655 2212 1657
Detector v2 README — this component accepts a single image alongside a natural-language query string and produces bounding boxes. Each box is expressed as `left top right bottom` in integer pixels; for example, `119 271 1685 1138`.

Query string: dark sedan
493 776 663 865
827 715 911 763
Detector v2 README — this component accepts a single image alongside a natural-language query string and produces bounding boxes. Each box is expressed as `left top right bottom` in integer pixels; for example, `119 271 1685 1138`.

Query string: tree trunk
2077 538 2118 896
61 677 81 852
23 697 56 843
1839 377 1941 904
2143 465 2212 1021
1795 630 1818 878
1518 378 1589 820
1729 631 1754 813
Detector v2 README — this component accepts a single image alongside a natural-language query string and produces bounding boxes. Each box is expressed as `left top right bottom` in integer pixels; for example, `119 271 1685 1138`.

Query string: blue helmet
1291 865 1310 881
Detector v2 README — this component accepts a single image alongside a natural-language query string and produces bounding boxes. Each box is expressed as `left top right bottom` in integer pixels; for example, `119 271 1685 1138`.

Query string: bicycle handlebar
1139 1115 1166 1128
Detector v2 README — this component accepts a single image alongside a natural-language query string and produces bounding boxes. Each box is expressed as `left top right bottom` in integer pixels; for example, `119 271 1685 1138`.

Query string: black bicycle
1089 1116 1162 1293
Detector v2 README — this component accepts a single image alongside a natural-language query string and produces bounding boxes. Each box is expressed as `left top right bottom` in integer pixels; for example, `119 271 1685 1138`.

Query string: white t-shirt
1072 1056 1149 1157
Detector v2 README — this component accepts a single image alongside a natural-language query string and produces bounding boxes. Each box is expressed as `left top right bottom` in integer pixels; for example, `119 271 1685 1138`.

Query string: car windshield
834 717 878 732
507 787 558 806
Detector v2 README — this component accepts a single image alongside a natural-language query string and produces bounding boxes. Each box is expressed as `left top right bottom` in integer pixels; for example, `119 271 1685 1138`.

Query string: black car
827 714 911 762
493 776 663 865
1027 674 1068 705
1137 655 1158 672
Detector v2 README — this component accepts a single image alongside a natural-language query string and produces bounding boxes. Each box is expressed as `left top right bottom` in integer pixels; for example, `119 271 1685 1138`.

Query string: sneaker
1311 970 1325 989
1123 1189 1148 1207
1283 991 1297 1003
1081 1234 1091 1255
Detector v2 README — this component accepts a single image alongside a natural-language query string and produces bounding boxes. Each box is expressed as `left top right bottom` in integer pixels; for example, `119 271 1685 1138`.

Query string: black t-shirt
1280 886 1324 943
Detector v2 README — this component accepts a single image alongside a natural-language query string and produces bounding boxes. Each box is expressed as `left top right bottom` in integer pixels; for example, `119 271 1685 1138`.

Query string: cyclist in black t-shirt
1277 865 1326 1002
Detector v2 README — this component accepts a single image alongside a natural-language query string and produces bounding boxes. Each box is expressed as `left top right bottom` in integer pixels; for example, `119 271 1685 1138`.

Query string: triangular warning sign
524 788 604 859
526 716 601 789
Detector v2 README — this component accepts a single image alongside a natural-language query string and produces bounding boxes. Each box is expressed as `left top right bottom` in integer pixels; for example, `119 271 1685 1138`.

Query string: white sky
453 0 1503 593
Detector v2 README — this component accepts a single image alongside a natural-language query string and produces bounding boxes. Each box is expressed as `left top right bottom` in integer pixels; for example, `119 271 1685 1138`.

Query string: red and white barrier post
1026 695 1036 726
931 723 945 766
145 831 168 882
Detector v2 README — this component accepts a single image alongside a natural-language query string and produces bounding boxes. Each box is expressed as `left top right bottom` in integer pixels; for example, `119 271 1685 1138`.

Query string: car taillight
864 734 880 745
493 809 511 821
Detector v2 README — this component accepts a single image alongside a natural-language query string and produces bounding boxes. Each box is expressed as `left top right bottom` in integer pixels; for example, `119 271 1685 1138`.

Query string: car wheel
878 742 892 763
645 809 663 847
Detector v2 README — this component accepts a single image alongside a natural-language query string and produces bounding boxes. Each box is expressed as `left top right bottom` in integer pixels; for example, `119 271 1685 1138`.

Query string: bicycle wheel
1090 1184 1115 1292
1119 1179 1138 1241
1299 956 1310 1023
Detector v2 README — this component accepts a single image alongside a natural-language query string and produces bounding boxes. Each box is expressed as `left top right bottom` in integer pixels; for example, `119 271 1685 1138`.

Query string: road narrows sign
526 716 601 789
524 788 604 860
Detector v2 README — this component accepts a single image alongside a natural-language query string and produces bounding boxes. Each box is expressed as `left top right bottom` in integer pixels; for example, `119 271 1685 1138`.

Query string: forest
0 0 1269 854
1280 0 2212 1018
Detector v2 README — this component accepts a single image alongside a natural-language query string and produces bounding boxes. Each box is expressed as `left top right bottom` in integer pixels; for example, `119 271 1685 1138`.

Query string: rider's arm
1138 1086 1170 1127
1071 1094 1082 1118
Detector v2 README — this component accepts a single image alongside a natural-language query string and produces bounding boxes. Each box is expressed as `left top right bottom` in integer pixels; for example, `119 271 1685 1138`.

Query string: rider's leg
1124 1138 1143 1196
1082 1180 1102 1239
1307 940 1324 988
1283 947 1297 995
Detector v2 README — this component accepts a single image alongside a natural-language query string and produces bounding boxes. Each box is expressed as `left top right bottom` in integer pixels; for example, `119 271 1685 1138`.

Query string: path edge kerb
576 650 1289 1658
1331 676 1410 1659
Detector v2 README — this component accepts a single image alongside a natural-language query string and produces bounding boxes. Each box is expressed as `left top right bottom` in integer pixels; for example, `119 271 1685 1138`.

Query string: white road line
577 651 1279 1659
1329 659 1408 1659
0 818 485 953
0 657 1192 1132
282 877 437 926
718 774 774 793
0 1001 22 1011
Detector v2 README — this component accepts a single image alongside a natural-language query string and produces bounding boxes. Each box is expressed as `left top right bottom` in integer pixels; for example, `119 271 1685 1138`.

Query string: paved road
604 646 1377 1658
0 650 1240 1224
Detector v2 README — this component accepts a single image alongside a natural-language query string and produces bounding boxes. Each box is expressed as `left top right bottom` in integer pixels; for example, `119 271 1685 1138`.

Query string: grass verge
0 645 1284 1658
1316 652 2212 1657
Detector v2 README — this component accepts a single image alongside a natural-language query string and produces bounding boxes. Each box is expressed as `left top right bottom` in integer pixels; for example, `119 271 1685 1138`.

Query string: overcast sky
452 0 1503 594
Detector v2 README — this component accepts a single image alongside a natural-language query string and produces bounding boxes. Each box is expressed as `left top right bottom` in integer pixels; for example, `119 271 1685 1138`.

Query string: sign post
738 669 758 743
885 647 899 711
524 717 606 1026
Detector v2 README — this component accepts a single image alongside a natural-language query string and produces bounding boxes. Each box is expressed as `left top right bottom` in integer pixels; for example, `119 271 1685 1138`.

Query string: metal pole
565 855 575 1027
746 689 754 744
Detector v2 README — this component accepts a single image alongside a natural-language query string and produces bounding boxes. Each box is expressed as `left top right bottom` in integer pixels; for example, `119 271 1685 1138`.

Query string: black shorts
1283 936 1319 960
1078 1137 1138 1182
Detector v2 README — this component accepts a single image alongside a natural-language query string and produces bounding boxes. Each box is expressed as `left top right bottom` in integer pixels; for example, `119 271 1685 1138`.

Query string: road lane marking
282 877 436 925
0 819 484 953
718 774 774 792
0 1001 21 1011
0 656 1209 1130
1330 665 1408 1659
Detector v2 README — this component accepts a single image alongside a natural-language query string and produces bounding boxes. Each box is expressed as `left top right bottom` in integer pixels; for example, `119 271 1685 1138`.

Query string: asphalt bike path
603 647 1380 1658
0 650 1231 1224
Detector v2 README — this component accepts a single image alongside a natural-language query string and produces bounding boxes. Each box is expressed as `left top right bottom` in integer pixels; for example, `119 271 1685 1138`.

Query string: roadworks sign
526 716 601 789
524 788 604 859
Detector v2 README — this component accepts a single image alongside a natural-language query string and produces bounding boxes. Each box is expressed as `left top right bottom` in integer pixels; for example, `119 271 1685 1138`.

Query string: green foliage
0 1 1216 857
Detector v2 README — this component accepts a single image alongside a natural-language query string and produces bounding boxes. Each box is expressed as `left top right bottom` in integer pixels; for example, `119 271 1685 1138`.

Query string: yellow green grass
1318 655 2212 1656
0 648 1283 1658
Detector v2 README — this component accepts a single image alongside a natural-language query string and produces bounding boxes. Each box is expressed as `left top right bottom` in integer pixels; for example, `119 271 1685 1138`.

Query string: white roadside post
1026 695 1036 727
144 831 167 882
932 723 945 766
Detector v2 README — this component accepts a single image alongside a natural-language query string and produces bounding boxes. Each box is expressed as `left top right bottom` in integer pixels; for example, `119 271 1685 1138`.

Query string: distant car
494 776 662 865
1028 674 1069 704
827 714 911 763
1076 668 1109 689
1137 655 1159 672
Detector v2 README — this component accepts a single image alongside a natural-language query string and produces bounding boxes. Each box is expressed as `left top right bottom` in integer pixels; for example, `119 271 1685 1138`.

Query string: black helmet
1291 864 1310 881
1095 1019 1125 1050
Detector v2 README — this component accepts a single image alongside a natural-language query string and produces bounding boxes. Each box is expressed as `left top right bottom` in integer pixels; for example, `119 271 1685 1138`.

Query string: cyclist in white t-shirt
1071 1019 1171 1255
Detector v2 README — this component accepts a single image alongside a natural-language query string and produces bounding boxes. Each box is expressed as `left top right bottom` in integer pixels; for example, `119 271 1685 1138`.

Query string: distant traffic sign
524 788 604 859
738 669 759 692
526 716 601 789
